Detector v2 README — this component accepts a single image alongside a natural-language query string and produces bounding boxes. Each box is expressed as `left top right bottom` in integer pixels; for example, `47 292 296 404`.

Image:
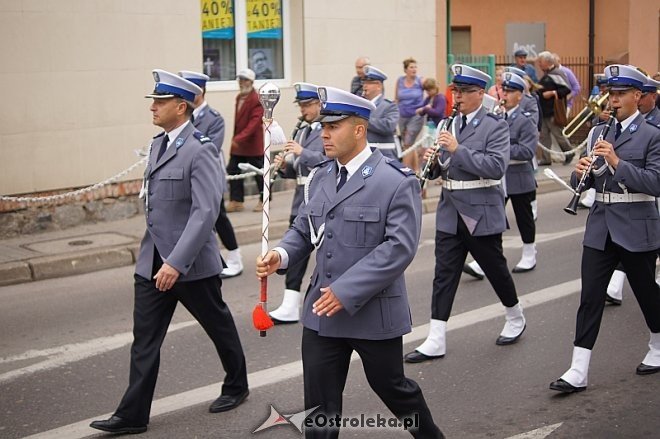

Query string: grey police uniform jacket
432 106 510 236
505 108 538 195
367 96 399 143
278 123 325 216
571 113 660 252
521 93 540 130
277 149 421 340
192 105 227 194
644 106 660 126
135 122 223 281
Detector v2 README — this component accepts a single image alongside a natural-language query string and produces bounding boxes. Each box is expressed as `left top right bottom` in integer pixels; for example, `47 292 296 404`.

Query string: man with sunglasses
405 64 526 364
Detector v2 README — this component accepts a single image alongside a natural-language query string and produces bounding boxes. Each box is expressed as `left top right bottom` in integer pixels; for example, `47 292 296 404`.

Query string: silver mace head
259 82 280 119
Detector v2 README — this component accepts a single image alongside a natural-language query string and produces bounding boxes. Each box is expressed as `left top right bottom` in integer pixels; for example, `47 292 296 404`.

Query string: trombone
562 92 609 138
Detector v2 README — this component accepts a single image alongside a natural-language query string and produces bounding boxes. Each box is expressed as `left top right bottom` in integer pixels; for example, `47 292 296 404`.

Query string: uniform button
150 175 154 179
327 232 333 239
149 191 153 196
326 252 332 258
359 214 364 219
148 207 153 211
148 222 153 226
329 213 335 219
326 272 331 278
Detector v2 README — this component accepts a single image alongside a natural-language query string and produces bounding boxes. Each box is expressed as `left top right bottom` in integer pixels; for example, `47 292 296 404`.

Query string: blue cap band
185 78 207 88
321 102 371 120
154 83 196 102
296 90 319 100
453 75 487 88
607 76 644 89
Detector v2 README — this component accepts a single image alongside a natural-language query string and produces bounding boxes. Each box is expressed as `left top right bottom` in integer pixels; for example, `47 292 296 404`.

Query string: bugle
562 92 609 139
564 108 618 215
418 104 459 189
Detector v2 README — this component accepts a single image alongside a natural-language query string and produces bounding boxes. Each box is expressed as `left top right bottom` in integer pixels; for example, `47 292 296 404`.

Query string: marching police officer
603 73 660 304
405 65 526 364
361 65 401 160
550 65 660 394
504 66 542 131
257 87 444 438
90 70 248 434
269 83 326 324
178 70 244 279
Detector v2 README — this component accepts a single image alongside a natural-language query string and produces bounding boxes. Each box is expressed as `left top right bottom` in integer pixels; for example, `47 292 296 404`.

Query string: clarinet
563 108 618 215
418 104 460 189
271 116 305 184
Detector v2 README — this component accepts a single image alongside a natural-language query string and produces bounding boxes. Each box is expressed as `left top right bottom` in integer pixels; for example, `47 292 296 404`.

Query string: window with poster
201 0 286 84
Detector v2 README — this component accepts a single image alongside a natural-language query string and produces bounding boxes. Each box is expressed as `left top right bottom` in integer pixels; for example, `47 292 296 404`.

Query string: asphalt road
1 190 658 439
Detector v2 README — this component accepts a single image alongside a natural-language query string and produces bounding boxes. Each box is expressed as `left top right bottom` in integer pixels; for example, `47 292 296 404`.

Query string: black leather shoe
462 264 484 280
495 325 526 345
605 294 622 306
209 389 249 413
270 316 299 325
89 416 147 434
512 264 536 273
636 363 660 375
404 350 444 363
549 378 586 393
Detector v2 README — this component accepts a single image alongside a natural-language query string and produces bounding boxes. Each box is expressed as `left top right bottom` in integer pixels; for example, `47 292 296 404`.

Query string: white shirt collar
336 144 373 181
506 105 520 118
618 110 639 132
164 120 190 149
192 101 208 119
461 105 483 125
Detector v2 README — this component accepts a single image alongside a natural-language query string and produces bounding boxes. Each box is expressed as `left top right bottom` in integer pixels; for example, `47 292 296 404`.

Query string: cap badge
361 165 374 177
504 73 512 81
455 66 462 75
610 66 619 77
153 72 160 82
294 84 301 92
318 88 327 102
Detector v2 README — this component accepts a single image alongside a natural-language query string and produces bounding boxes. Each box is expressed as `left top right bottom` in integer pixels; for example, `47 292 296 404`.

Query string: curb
0 179 564 287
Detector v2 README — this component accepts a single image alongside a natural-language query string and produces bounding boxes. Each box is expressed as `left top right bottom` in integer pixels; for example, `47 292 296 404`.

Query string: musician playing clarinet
550 64 660 394
405 64 527 364
269 83 326 324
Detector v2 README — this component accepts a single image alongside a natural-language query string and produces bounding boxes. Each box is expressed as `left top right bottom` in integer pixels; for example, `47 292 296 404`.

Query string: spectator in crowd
554 54 581 116
536 51 574 165
226 68 265 212
416 77 447 128
512 49 538 83
395 57 425 172
350 56 370 96
488 66 505 101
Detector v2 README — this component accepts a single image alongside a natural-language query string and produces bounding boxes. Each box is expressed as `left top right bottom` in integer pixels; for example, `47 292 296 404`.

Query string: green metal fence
447 54 496 88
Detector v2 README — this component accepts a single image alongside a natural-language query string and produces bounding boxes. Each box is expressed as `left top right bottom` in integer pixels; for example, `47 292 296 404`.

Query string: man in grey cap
90 70 248 434
512 48 538 83
361 65 400 160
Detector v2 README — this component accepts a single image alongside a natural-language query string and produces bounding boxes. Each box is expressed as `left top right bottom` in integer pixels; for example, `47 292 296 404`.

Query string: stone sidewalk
0 165 575 287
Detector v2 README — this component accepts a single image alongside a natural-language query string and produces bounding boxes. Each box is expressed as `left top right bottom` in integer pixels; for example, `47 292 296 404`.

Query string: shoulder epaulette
384 98 394 104
522 111 532 117
595 120 606 126
209 108 221 117
486 113 501 120
314 158 334 168
153 131 166 139
386 159 416 176
646 120 660 129
193 131 212 143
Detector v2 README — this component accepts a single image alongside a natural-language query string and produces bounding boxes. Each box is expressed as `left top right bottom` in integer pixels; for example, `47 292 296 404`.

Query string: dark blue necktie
337 166 348 192
615 123 622 141
459 115 467 133
156 135 169 162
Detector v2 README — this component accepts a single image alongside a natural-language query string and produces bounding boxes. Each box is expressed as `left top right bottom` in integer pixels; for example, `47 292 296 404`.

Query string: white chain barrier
1 143 287 206
536 137 588 160
398 133 435 158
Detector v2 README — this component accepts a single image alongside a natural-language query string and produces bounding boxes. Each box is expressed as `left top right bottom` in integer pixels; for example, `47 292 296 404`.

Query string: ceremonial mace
252 83 280 337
